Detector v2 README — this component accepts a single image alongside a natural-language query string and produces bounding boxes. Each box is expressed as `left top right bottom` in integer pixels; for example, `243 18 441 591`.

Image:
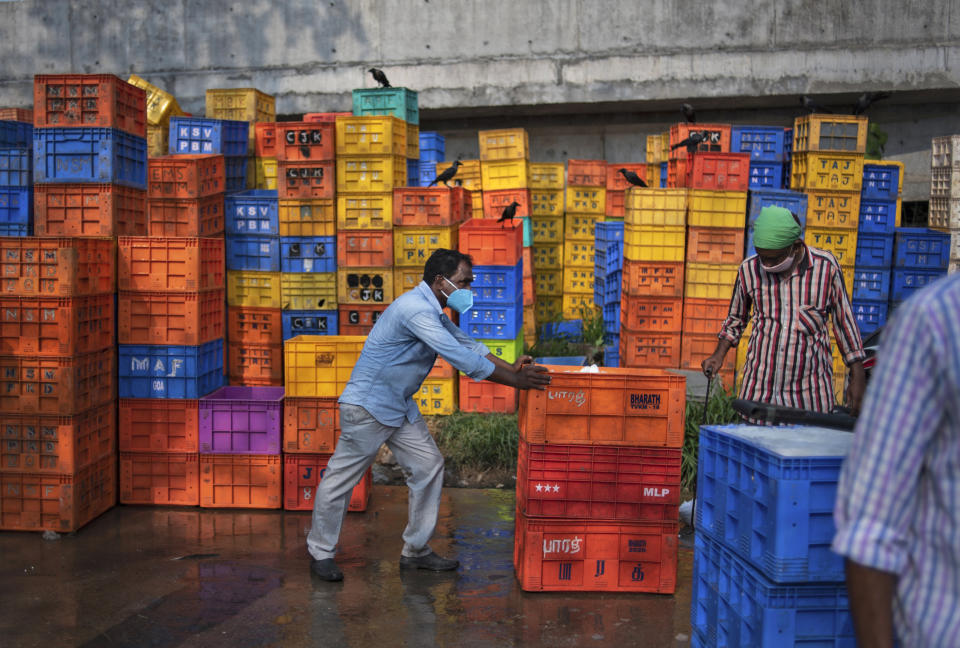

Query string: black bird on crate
681 103 696 124
853 91 890 115
800 95 833 114
497 201 520 227
671 131 706 155
369 68 391 88
429 159 462 187
618 168 648 188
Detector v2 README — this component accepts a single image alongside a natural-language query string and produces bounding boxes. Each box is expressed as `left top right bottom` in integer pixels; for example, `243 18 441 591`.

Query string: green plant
682 380 740 495
433 411 520 471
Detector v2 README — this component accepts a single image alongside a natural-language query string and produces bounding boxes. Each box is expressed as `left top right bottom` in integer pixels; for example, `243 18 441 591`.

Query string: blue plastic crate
784 128 793 155
593 281 604 309
0 186 33 233
595 220 624 245
406 158 418 187
854 232 894 268
861 162 901 201
281 310 339 340
748 162 784 190
118 339 225 399
603 302 620 335
418 132 445 162
540 319 583 340
852 300 887 337
603 270 622 304
602 346 619 368
225 190 279 235
471 261 523 305
280 236 336 273
0 147 32 186
533 356 586 366
224 156 248 194
746 189 808 257
459 303 523 340
33 127 147 189
659 162 667 188
418 161 437 187
226 235 280 272
891 268 946 302
0 120 32 147
894 227 951 270
695 424 852 583
851 268 890 302
691 533 854 648
857 198 897 235
352 87 419 125
731 125 788 162
169 117 249 156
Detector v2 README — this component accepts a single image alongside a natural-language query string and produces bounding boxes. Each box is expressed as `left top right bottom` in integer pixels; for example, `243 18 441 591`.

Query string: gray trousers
306 403 444 561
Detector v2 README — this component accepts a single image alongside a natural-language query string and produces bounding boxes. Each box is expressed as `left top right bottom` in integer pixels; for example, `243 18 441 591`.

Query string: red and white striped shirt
719 244 865 412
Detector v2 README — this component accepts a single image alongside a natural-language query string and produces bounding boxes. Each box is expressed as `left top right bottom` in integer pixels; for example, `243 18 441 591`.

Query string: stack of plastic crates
593 220 624 366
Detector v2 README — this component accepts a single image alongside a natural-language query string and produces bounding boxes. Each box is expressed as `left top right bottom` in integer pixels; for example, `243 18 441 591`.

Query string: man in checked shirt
701 206 867 415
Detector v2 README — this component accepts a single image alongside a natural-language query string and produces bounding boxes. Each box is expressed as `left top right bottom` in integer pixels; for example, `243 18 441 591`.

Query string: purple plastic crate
199 386 284 454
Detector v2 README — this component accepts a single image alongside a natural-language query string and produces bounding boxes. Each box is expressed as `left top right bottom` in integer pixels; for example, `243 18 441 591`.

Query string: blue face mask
441 277 473 314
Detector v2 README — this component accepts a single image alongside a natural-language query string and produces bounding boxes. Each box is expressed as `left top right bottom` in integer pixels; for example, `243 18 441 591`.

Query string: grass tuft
682 380 741 495
433 411 520 472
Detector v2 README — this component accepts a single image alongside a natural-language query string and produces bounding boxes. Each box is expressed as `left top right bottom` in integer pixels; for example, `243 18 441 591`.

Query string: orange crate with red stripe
0 237 115 297
148 155 226 199
119 452 200 506
283 454 371 512
681 297 729 336
0 349 115 415
1 403 115 474
33 184 148 237
605 164 648 191
619 330 682 370
337 229 393 267
147 194 225 237
458 218 524 266
118 289 224 346
686 227 745 265
393 187 471 226
567 159 606 186
668 123 731 159
119 399 200 452
0 294 113 356
227 307 283 346
283 397 340 453
199 454 282 509
620 296 683 332
254 121 335 161
622 260 685 298
34 74 146 136
459 374 517 413
688 153 750 191
482 188 532 221
118 237 224 292
338 304 386 335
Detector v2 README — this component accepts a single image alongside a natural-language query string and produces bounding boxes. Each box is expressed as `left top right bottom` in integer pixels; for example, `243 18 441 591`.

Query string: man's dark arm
845 559 897 648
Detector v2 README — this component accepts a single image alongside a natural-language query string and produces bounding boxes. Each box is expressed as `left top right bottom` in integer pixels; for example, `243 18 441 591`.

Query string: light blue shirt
339 281 496 426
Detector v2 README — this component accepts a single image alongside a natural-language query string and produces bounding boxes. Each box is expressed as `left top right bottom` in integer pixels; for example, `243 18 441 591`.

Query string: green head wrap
752 206 801 250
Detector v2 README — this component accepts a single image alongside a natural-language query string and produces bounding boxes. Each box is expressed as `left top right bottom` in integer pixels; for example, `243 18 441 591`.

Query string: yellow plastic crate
255 157 278 190
480 159 530 191
660 131 670 161
146 125 168 158
227 270 282 308
534 269 563 296
337 193 393 230
206 87 275 154
564 213 599 242
535 296 563 323
393 225 458 267
529 162 565 189
281 272 337 311
532 214 564 243
793 114 867 153
790 152 865 192
439 159 482 192
284 335 367 398
806 191 860 230
406 123 419 159
470 194 484 219
533 243 563 270
565 186 606 215
563 239 595 267
646 164 659 189
337 156 407 193
280 199 336 237
479 331 524 364
335 268 393 306
623 224 686 262
624 188 688 227
563 267 595 294
684 263 740 299
531 190 564 217
805 227 858 267
416 377 457 416
478 128 529 161
562 294 596 320
335 115 407 157
128 74 183 126
646 134 663 164
393 267 424 296
841 265 855 298
687 190 748 229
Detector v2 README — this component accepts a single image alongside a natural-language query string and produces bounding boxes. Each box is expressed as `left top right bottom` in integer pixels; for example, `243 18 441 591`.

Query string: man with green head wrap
702 205 867 415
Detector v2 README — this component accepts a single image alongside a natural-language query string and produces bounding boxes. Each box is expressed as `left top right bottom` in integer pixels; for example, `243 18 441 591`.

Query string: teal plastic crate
351 88 419 125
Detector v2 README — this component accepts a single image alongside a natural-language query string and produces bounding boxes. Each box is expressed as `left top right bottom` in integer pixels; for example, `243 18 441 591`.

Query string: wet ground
0 486 693 648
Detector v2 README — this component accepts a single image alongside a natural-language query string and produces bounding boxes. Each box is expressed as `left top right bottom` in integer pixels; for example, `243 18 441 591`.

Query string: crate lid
706 424 852 458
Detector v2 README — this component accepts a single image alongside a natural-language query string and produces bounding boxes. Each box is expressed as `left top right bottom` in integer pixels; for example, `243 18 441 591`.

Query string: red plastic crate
228 342 283 384
458 218 524 266
337 229 394 267
688 153 750 191
517 440 681 521
1 402 115 474
118 289 225 346
393 187 472 226
118 236 225 292
277 161 335 199
227 307 283 346
481 188 532 221
567 159 607 187
0 453 116 532
622 260 685 298
283 397 340 453
254 121 335 161
338 304 386 335
0 108 32 122
120 452 200 506
620 296 683 332
514 514 678 593
283 454 371 512
0 349 115 415
668 123 731 159
619 329 682 370
147 194 225 237
34 74 146 137
33 184 148 237
0 294 113 356
119 398 200 453
667 158 688 188
605 190 625 218
0 237 115 297
147 155 226 199
199 454 282 509
303 111 352 123
606 163 649 191
459 374 516 413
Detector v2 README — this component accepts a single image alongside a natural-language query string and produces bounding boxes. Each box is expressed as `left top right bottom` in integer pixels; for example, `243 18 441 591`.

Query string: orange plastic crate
482 188 532 221
147 194 225 237
118 236 224 292
34 74 146 137
668 123 731 159
459 374 517 413
283 454 371 512
0 454 116 532
303 111 352 123
686 227 745 265
605 190 625 218
120 452 200 506
0 349 115 415
0 294 113 356
620 296 683 332
199 454 282 509
33 184 148 237
0 108 32 121
277 161 335 199
567 159 607 186
458 218 524 266
338 304 387 335
283 397 340 453
688 153 750 191
667 158 688 188
519 366 685 447
119 398 200 453
514 515 678 593
680 333 734 389
227 307 283 346
118 289 225 346
681 297 729 336
605 163 649 191
147 155 226 199
336 229 393 267
0 402 115 474
254 121 335 161
393 187 472 226
622 260 685 298
429 356 456 379
619 330 682 370
228 343 283 384
0 237 115 297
